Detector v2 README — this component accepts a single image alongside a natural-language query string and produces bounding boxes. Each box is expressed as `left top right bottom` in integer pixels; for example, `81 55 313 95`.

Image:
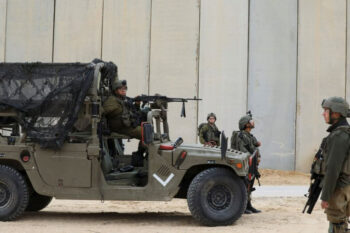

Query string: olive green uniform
232 131 259 155
199 123 220 146
321 118 350 233
231 130 259 203
103 95 142 140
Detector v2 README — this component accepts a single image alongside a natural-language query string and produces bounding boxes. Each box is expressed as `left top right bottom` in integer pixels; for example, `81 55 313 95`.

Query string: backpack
197 123 206 136
230 131 245 151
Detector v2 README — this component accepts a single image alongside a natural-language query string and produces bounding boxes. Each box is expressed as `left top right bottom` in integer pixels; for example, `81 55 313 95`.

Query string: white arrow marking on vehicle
153 173 174 187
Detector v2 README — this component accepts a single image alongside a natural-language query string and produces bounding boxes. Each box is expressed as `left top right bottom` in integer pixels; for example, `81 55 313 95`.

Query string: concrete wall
149 0 200 143
53 0 103 62
2 0 350 171
5 0 54 62
198 0 248 140
102 0 151 97
248 0 297 170
0 0 6 62
296 0 346 172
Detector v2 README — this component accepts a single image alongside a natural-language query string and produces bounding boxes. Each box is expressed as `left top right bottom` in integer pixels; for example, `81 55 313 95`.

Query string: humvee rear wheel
187 167 247 226
0 165 29 221
26 191 52 212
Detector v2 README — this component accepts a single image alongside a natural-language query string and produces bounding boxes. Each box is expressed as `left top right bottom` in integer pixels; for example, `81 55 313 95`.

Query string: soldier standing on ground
198 113 221 146
231 113 261 214
320 97 350 233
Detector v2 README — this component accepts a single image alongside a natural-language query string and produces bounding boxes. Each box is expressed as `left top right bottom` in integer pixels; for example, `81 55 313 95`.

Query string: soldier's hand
321 200 329 209
257 141 261 147
204 142 213 147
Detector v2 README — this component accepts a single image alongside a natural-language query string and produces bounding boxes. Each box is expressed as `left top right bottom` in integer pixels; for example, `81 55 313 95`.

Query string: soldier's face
249 120 255 128
116 87 127 96
208 117 216 124
323 108 330 123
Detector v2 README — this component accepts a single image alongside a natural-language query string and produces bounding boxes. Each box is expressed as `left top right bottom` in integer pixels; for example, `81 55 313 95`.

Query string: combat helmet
112 79 127 91
239 115 253 130
207 112 217 120
321 96 349 117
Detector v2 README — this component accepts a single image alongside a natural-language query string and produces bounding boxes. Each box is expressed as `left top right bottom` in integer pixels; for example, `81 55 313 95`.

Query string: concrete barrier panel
296 0 346 172
102 0 151 97
248 0 297 170
198 0 248 141
347 0 350 102
149 0 199 143
53 0 103 62
0 0 5 62
5 0 54 62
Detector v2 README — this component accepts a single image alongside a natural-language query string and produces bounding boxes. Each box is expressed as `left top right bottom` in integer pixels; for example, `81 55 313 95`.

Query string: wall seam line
51 0 56 62
4 0 8 62
195 0 201 143
246 0 251 113
345 0 348 100
100 0 104 59
294 0 300 171
147 0 153 95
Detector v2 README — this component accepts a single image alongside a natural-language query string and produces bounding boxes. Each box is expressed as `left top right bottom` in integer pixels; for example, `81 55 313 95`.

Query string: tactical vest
338 126 350 176
313 126 350 176
114 97 133 128
205 124 220 143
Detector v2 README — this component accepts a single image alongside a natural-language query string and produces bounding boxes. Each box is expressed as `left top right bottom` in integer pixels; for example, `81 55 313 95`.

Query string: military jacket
321 118 350 201
237 131 259 154
199 123 220 146
103 95 135 131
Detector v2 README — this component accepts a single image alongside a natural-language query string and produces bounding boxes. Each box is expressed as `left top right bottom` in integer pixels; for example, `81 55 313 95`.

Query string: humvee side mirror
142 122 154 145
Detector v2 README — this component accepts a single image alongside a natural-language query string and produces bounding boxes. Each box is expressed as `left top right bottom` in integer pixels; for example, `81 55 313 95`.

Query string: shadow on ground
20 211 196 226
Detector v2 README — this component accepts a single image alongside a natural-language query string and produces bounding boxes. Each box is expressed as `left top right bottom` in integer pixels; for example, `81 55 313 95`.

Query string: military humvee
0 60 254 226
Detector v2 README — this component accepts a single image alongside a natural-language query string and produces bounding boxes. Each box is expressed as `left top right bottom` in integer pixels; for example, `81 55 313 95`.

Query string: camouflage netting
0 59 117 149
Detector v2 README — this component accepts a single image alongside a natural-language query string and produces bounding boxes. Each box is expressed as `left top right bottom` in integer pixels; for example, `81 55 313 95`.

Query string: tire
26 191 52 212
0 165 29 221
187 167 247 226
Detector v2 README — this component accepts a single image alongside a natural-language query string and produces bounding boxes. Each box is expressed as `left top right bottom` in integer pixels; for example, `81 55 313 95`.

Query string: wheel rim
0 182 11 208
207 184 232 210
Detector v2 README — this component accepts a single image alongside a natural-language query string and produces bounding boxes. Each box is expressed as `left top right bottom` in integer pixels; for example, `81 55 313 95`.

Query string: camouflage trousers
325 185 350 233
116 126 142 140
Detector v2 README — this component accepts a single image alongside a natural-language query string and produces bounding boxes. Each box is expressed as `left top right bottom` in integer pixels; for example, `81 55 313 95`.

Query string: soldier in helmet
198 113 221 146
320 97 350 233
231 112 261 214
103 80 142 139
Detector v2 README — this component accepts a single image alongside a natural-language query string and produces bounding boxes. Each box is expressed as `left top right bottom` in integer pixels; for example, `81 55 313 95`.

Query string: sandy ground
0 170 329 233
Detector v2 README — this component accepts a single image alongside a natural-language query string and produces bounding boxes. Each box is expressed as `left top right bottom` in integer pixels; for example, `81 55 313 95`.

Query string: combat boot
246 200 261 213
244 209 252 214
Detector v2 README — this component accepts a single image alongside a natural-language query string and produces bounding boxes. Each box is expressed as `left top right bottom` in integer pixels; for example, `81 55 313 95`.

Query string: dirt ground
0 170 329 233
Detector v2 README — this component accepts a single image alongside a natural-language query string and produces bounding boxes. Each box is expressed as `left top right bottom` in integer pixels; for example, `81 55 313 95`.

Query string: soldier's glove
204 142 214 147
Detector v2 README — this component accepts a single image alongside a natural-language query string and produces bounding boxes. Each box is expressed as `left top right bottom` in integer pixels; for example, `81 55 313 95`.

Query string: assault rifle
132 95 202 118
302 138 326 214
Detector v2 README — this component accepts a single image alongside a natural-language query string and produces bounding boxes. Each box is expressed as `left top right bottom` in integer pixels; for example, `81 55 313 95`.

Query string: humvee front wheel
26 191 52 212
187 167 247 226
0 165 29 221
